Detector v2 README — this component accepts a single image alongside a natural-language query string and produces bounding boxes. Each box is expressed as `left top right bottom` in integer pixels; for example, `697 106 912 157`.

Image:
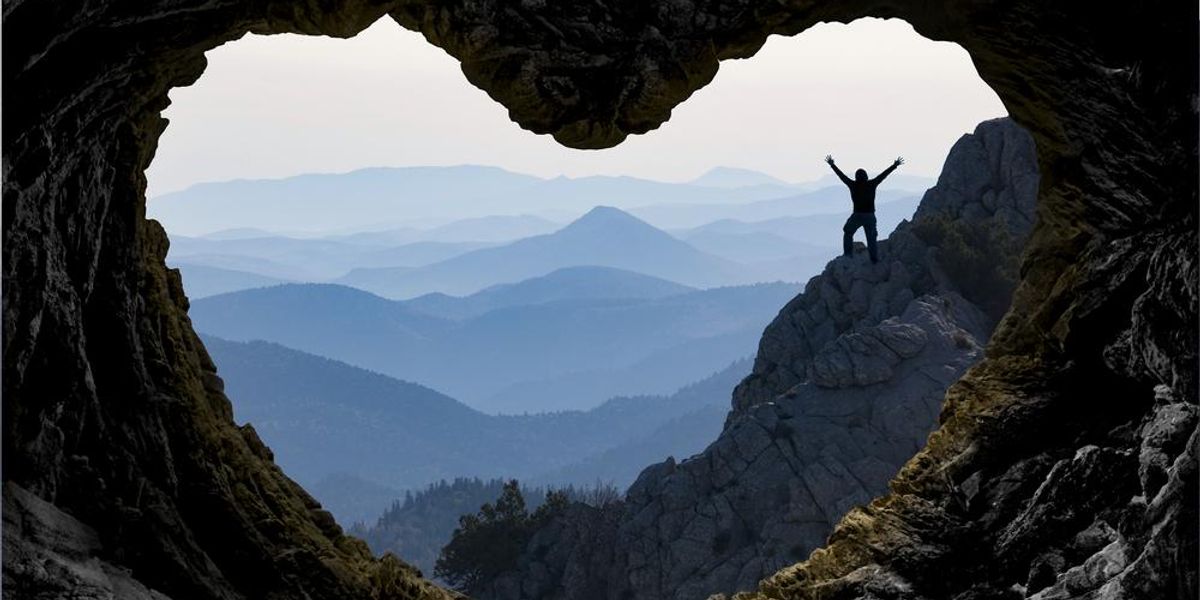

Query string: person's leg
842 215 859 257
865 215 879 263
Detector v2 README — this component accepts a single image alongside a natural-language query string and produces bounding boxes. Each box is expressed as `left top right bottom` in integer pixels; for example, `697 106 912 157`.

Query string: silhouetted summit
560 205 658 234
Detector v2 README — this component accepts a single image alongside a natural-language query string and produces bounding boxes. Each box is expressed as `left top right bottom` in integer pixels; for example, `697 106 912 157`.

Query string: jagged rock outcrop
735 381 1197 600
4 1 1195 599
734 119 1037 416
475 117 1037 600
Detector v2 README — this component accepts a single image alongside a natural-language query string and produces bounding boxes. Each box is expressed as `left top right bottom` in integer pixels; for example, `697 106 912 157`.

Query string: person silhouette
824 154 903 263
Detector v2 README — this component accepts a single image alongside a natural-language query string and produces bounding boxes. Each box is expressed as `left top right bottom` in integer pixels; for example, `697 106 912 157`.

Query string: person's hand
825 155 835 165
893 156 905 166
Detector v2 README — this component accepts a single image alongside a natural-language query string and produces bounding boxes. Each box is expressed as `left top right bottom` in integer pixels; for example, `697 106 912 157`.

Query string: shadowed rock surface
473 117 1037 600
2 483 174 600
3 1 1195 600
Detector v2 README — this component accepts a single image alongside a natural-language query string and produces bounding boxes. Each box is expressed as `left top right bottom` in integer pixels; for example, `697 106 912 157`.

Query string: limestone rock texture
3 1 1196 600
476 117 1036 600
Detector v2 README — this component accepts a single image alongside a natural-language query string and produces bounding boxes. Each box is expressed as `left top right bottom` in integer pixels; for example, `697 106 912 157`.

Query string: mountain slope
336 206 759 299
190 284 447 363
190 280 797 412
350 478 594 583
171 263 291 298
205 336 748 525
347 354 748 579
404 266 695 320
482 330 762 413
527 359 752 487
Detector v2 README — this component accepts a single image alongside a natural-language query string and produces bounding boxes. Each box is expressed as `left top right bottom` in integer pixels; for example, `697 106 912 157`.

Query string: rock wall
3 1 1196 599
476 117 1038 600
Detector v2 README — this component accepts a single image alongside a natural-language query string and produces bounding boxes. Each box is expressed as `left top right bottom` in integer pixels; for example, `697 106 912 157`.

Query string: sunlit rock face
3 1 1195 599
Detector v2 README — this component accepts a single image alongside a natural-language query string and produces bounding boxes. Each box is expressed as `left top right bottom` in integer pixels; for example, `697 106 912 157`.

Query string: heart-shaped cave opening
144 15 1028 598
5 2 1194 600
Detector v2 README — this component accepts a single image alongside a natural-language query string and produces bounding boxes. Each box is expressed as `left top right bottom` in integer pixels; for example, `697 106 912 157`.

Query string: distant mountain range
403 266 695 320
205 335 746 524
168 235 496 282
629 185 920 229
688 167 792 189
160 175 929 300
165 205 862 299
189 273 798 413
680 230 827 264
150 166 810 236
482 328 761 415
172 263 292 298
160 163 941 565
163 163 938 545
323 214 562 246
336 206 758 298
677 194 921 246
179 202 922 413
149 165 934 236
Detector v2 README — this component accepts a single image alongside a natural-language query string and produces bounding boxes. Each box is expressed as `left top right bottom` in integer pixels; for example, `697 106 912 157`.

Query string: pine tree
434 479 571 594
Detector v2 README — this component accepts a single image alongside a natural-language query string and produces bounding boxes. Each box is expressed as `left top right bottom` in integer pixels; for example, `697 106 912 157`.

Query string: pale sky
146 17 1006 198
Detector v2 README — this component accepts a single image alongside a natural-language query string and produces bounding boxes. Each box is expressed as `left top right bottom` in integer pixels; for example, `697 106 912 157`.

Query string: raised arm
825 155 853 186
871 156 904 184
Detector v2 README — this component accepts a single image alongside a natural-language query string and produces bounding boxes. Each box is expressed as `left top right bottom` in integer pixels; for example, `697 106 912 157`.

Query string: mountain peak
552 206 681 243
563 205 654 231
690 167 790 189
581 204 635 219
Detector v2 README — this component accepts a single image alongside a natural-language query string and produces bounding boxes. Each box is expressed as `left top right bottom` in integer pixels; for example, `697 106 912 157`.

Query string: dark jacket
830 163 898 213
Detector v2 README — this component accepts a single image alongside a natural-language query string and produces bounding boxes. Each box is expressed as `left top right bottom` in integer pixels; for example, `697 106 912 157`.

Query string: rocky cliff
3 1 1195 599
732 118 1038 415
474 117 1038 600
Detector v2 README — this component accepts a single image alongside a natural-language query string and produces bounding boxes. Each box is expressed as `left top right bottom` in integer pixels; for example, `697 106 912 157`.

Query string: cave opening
7 1 1195 599
141 14 1026 595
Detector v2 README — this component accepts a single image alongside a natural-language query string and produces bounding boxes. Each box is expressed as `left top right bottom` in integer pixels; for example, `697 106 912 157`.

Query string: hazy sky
146 17 1006 198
